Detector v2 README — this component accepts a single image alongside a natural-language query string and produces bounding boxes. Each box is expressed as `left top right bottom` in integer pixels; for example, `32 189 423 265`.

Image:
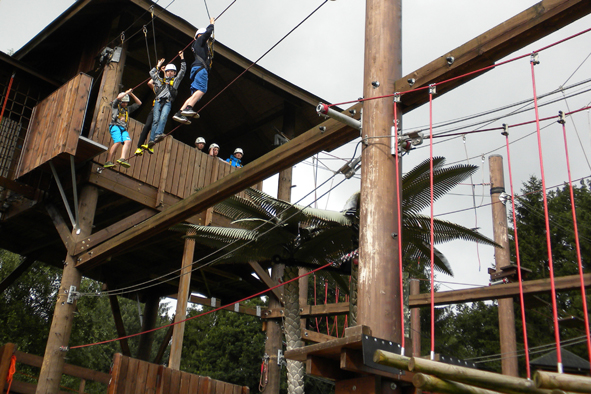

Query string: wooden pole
36 185 99 394
410 279 421 357
357 0 402 342
168 229 196 370
408 357 550 394
373 349 411 371
413 373 506 394
535 370 591 392
137 294 160 361
489 154 519 376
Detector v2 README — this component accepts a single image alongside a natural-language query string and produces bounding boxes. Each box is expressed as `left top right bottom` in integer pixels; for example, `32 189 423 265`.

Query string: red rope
314 273 320 332
429 87 436 360
530 57 563 372
558 114 591 366
325 279 330 336
5 355 16 394
0 73 15 126
393 100 405 350
503 128 531 379
70 262 332 349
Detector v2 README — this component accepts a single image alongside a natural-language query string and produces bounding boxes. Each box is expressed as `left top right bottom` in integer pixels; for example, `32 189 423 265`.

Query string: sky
1 0 591 295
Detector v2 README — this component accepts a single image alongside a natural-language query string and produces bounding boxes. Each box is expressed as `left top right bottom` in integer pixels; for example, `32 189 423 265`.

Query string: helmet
164 64 177 72
234 148 243 155
195 28 207 38
209 143 219 150
195 137 206 145
120 94 130 103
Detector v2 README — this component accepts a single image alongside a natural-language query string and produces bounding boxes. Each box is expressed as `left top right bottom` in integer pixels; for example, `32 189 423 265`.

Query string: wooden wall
108 353 249 394
13 73 92 179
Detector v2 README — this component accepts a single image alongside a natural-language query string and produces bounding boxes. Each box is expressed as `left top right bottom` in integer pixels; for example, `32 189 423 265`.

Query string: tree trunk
349 262 358 326
284 265 304 394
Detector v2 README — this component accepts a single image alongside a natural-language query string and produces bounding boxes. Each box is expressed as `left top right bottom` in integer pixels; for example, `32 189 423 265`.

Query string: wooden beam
394 0 591 113
73 208 156 254
45 204 73 251
301 302 350 317
409 273 591 307
104 283 132 357
75 0 591 272
248 262 283 304
168 293 263 317
302 329 336 344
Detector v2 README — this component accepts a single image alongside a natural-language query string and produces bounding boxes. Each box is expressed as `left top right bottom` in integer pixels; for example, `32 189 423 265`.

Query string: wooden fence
108 353 249 394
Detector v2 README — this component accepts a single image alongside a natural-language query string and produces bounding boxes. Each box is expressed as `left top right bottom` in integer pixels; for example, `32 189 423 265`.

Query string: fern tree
173 156 498 393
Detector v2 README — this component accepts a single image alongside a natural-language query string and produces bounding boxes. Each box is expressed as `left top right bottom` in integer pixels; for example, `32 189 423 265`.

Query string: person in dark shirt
173 17 215 125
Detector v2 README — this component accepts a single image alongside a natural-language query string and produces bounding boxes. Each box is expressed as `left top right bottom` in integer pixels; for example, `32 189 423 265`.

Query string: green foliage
180 298 267 390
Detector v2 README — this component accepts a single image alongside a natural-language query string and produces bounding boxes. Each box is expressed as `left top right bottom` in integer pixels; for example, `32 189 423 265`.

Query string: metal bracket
502 123 509 137
49 160 77 230
531 52 540 65
558 110 566 124
66 285 79 304
361 334 404 375
277 349 286 366
428 84 437 95
211 297 217 307
256 305 262 317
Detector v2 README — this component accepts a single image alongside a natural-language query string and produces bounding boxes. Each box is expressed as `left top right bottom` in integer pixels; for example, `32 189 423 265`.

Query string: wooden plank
156 136 174 207
165 140 180 195
107 354 121 394
169 369 182 394
123 357 140 394
184 147 197 198
409 273 591 307
284 332 363 363
144 362 160 394
68 74 92 153
14 350 110 384
302 329 337 344
178 371 192 394
74 208 157 254
155 365 169 394
179 144 190 197
301 302 350 317
133 359 150 394
115 354 129 394
340 348 411 381
198 376 212 394
188 374 200 394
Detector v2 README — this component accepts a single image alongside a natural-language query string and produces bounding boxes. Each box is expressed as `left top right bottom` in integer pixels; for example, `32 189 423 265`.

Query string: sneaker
172 113 191 125
155 134 166 143
135 148 144 156
103 161 115 168
145 146 154 154
117 159 131 168
181 106 197 117
147 140 156 148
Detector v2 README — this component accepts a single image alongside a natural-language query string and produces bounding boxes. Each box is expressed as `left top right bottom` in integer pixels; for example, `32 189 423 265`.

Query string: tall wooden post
358 0 402 342
262 104 295 393
168 229 196 370
36 185 99 394
137 294 160 361
489 154 519 376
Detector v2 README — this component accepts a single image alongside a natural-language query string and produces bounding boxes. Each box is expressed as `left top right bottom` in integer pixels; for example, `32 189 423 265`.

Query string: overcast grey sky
1 0 591 292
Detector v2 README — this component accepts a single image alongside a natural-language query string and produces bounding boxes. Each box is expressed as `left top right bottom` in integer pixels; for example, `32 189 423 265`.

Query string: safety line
428 87 436 361
503 125 531 379
393 101 405 351
70 262 332 349
196 0 329 115
530 54 563 373
558 112 591 366
0 72 15 126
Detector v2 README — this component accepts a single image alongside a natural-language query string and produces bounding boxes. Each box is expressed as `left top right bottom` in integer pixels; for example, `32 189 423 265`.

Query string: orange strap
6 354 16 394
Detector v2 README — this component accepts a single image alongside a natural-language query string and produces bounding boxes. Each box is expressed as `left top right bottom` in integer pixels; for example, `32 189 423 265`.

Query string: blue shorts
190 66 208 95
109 125 130 144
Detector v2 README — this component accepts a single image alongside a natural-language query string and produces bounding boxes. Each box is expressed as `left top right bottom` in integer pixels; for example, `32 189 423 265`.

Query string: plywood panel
115 354 129 394
169 369 182 394
165 140 179 194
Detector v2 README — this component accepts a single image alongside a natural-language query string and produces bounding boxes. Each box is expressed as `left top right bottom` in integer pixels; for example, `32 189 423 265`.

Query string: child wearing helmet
105 89 141 168
226 148 243 168
195 137 206 151
208 143 219 157
173 17 215 125
148 52 186 147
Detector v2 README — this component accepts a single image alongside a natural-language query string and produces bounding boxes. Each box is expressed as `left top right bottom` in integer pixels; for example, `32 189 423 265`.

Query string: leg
154 101 172 137
107 142 120 163
150 100 162 143
138 109 154 148
182 90 205 110
121 140 131 160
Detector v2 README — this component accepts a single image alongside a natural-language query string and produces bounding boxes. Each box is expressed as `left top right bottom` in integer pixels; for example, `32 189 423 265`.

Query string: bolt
319 126 326 133
407 78 416 86
352 386 356 391
390 383 397 390
371 81 380 88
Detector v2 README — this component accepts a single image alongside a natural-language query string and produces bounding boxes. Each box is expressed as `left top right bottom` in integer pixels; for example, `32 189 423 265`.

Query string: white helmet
209 143 219 150
164 64 177 72
195 28 207 38
120 94 130 103
195 137 206 145
234 148 243 155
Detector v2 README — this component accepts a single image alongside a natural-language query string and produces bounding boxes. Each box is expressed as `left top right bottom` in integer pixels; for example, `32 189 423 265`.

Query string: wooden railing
0 343 110 394
108 353 249 394
91 116 259 206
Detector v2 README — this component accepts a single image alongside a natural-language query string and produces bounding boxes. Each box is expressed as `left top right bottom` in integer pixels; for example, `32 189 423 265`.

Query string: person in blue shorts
105 89 141 168
173 17 215 125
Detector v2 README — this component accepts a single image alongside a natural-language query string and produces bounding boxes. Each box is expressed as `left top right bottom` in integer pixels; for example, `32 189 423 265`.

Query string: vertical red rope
429 87 436 360
530 56 563 372
503 128 532 379
559 114 591 365
314 274 320 332
0 73 15 126
393 99 405 350
325 279 329 336
334 287 339 338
